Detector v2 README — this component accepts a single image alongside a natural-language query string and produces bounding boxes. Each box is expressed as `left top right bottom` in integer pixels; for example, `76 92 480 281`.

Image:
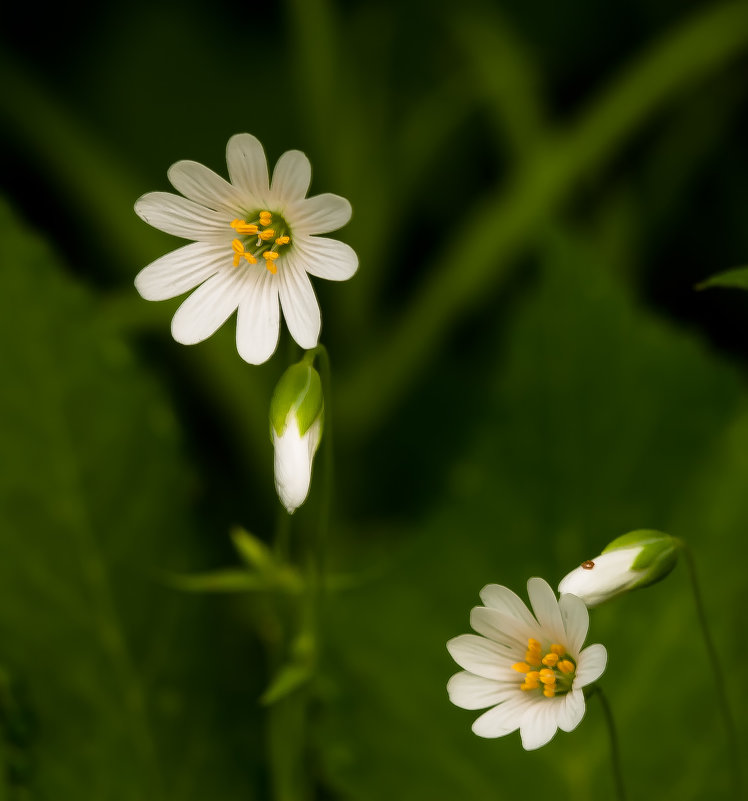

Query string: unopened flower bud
269 362 324 514
558 530 679 607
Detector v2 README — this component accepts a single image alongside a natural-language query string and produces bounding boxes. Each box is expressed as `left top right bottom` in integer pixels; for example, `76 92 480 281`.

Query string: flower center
512 638 576 698
230 211 292 274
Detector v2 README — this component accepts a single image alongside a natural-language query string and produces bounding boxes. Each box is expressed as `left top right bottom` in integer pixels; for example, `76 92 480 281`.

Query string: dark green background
1 1 747 798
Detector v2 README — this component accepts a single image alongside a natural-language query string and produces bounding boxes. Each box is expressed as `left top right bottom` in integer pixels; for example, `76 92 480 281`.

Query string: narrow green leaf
696 266 748 290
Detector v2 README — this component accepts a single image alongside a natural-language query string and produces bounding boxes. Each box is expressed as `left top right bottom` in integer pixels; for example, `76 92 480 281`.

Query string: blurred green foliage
1 0 747 799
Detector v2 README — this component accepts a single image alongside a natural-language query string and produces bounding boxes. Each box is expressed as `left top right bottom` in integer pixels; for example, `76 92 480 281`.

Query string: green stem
676 540 742 797
590 685 626 801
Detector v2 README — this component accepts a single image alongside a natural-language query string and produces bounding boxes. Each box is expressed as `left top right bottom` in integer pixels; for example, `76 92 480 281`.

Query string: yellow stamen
231 238 257 267
543 687 556 698
258 228 276 241
527 639 542 653
541 652 559 667
550 644 565 656
512 662 532 674
231 219 259 235
525 652 541 667
263 250 279 274
259 211 272 226
557 660 575 675
538 669 556 686
275 235 290 245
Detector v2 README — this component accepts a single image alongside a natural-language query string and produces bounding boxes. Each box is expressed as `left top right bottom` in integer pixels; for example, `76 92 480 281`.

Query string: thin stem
591 685 626 801
676 539 742 797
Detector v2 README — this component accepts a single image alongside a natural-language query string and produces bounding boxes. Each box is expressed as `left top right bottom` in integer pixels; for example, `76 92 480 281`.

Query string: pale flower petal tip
133 134 357 364
447 577 607 750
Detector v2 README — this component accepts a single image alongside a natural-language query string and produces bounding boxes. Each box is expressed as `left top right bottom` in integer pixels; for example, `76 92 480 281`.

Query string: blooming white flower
447 577 607 750
270 361 324 514
134 133 358 364
558 530 678 607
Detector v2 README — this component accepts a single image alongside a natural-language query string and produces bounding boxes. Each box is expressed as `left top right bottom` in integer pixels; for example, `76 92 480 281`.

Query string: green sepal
230 527 274 573
696 266 748 291
269 362 324 437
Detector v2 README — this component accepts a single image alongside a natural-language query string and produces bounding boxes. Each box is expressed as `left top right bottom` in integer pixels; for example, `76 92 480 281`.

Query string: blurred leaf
317 230 747 801
0 198 262 800
696 265 748 291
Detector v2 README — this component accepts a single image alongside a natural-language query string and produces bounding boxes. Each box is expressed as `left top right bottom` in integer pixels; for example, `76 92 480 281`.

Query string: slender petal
556 689 586 732
446 634 516 681
286 193 352 235
293 235 359 281
447 672 516 711
170 267 246 344
519 698 560 750
527 577 566 644
235 268 280 365
273 417 321 513
470 607 533 652
479 584 539 630
135 241 228 301
278 255 321 350
574 643 608 687
471 695 531 738
558 593 590 655
135 192 231 242
167 160 247 215
271 150 312 205
226 133 269 204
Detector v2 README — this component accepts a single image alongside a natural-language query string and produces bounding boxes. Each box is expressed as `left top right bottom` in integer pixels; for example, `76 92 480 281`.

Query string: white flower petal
135 241 228 301
519 698 561 750
574 643 608 687
559 548 642 607
470 607 533 652
556 689 586 733
135 192 230 243
527 577 565 644
226 133 269 204
271 150 312 205
479 584 538 630
446 634 515 680
170 267 246 344
287 193 352 235
235 268 280 365
447 672 517 711
558 593 590 656
278 256 321 350
471 695 531 738
167 160 247 215
293 236 358 281
273 417 321 513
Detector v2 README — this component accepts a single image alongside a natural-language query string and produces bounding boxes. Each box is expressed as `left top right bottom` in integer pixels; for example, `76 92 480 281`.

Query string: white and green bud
269 361 324 514
558 530 679 607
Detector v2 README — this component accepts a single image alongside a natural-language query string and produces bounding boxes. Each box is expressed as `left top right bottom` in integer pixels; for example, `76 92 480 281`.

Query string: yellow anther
259 211 272 226
557 660 575 675
526 671 539 683
543 686 556 698
525 653 542 667
263 250 279 274
550 644 566 656
231 219 259 235
520 682 535 691
527 639 542 653
258 228 276 241
512 662 531 674
541 653 559 667
522 673 540 690
538 669 556 686
231 239 257 267
275 235 290 245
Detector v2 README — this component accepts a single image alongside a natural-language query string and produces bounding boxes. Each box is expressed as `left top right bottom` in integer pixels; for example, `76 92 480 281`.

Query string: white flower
134 133 358 364
447 577 607 750
558 530 678 607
